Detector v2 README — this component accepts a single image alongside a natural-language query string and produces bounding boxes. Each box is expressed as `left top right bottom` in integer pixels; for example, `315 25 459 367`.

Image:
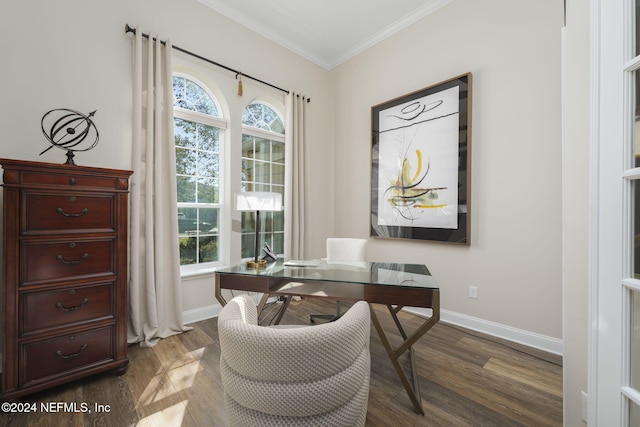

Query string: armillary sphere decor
40 108 100 165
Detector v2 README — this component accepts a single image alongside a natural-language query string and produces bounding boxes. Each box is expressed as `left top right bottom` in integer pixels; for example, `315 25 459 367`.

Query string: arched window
240 102 285 258
173 75 226 267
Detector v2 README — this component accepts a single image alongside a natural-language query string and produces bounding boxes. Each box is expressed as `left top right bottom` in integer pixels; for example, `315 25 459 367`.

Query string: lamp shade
235 191 282 212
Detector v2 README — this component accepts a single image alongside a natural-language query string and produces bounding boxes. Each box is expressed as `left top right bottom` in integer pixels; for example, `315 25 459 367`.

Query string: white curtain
284 93 308 259
129 30 190 347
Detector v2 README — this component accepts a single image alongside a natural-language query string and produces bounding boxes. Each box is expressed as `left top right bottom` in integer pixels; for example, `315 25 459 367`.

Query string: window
240 102 285 258
173 75 226 268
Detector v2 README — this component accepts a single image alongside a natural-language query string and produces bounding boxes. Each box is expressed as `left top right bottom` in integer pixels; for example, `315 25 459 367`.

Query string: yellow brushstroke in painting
388 149 447 209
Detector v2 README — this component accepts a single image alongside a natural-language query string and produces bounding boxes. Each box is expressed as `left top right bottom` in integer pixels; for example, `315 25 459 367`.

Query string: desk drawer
21 326 115 387
21 283 114 336
24 192 115 233
21 238 114 285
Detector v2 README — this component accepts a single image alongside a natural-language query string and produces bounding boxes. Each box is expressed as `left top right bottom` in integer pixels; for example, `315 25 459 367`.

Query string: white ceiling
197 0 452 70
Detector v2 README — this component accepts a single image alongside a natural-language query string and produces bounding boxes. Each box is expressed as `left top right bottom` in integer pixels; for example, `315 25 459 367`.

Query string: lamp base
246 259 267 269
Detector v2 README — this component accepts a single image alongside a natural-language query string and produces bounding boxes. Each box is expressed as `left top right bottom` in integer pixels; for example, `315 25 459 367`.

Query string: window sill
180 266 220 280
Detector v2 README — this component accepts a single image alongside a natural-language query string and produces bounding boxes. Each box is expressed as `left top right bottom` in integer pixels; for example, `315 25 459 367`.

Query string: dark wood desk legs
368 291 440 415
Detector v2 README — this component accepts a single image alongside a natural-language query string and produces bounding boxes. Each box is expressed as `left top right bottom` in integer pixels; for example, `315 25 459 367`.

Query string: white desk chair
218 294 370 426
310 238 368 324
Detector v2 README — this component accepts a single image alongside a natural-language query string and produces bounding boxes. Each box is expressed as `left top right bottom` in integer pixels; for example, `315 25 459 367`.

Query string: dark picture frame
370 73 471 244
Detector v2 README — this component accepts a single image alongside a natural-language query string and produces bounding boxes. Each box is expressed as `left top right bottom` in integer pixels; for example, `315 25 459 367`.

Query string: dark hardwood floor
0 298 562 426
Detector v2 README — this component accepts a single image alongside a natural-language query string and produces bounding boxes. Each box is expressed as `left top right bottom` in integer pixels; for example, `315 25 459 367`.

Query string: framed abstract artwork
370 73 472 244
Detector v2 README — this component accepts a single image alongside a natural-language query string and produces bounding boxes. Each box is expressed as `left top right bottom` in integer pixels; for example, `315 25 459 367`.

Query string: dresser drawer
21 326 114 387
24 192 115 234
21 283 114 336
20 170 127 190
21 238 115 285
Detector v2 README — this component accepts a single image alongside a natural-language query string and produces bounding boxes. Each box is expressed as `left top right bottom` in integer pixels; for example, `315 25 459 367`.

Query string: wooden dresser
0 158 132 400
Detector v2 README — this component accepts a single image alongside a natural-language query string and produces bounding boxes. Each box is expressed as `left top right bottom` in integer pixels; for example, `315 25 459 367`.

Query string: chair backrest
326 238 368 263
218 294 371 427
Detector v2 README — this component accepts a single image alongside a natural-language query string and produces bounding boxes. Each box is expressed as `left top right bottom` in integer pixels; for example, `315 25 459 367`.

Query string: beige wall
563 1 590 425
332 0 564 338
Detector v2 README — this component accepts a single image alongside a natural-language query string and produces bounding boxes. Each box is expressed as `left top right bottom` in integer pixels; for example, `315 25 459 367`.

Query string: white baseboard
182 304 563 356
183 304 221 325
404 307 563 356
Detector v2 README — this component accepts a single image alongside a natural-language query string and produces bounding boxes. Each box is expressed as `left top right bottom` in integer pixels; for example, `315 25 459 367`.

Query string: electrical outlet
469 286 478 299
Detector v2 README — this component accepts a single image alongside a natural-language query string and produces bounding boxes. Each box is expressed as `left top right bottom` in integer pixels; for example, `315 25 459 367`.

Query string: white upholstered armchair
218 294 371 426
310 237 368 324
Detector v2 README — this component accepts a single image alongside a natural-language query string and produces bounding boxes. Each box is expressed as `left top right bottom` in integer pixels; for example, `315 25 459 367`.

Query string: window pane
178 207 219 265
254 162 270 183
198 123 219 152
273 210 284 231
177 176 196 203
273 141 285 163
187 80 218 116
197 177 218 204
197 207 218 233
242 159 254 184
272 233 284 254
178 207 198 234
199 235 218 263
185 80 202 104
195 96 217 116
175 118 196 148
197 150 218 178
173 76 185 102
242 135 255 157
262 212 273 232
270 118 285 134
242 103 284 134
635 69 640 164
176 147 196 175
635 182 640 278
632 289 640 389
241 233 255 259
241 211 255 234
179 236 197 265
631 399 640 427
272 164 284 186
173 76 219 117
255 138 270 161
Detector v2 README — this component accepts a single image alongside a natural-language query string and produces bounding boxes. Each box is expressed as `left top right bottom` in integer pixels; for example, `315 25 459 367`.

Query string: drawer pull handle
56 207 89 218
56 298 89 312
55 344 88 360
56 253 88 265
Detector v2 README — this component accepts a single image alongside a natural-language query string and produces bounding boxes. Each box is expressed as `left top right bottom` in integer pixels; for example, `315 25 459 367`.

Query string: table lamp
235 191 282 269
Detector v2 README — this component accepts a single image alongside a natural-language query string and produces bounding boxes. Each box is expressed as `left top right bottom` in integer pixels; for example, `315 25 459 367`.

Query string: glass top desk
214 260 440 415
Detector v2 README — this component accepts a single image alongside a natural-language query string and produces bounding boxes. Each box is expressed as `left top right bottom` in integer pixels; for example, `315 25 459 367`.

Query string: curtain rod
125 24 310 103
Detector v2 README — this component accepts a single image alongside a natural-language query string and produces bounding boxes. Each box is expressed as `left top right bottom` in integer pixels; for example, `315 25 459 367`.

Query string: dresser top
0 158 133 178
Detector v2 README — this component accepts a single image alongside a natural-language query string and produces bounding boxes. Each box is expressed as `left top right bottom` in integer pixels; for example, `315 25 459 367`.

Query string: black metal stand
246 210 266 269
